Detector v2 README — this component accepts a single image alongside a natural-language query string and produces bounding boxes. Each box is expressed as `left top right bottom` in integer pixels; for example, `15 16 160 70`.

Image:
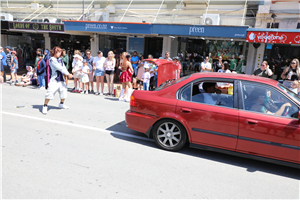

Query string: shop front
152 24 248 73
6 21 65 66
64 20 159 57
246 28 300 79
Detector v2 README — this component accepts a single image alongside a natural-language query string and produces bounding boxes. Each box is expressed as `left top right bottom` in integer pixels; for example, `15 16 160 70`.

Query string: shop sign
9 22 65 32
152 24 247 38
0 30 23 36
64 21 152 34
246 31 300 44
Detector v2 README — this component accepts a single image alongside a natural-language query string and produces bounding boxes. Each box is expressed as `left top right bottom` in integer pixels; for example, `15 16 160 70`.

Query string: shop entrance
144 37 163 58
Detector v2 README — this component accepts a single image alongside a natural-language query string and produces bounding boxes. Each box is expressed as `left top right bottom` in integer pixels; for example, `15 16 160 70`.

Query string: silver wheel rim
157 122 181 148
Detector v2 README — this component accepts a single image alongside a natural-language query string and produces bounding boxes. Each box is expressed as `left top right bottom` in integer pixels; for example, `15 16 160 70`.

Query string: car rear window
155 75 191 91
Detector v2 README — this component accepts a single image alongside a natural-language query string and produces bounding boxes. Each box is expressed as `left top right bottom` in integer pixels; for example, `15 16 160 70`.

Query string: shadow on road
32 105 61 113
109 121 300 180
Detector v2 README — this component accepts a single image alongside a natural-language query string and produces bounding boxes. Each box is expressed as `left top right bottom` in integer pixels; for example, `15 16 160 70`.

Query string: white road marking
1 111 153 142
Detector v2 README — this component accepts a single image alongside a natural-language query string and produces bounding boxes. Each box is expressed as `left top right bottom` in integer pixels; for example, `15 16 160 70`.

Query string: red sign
246 31 300 44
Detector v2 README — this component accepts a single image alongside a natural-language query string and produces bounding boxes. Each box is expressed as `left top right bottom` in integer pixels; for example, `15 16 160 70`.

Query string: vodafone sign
246 31 300 45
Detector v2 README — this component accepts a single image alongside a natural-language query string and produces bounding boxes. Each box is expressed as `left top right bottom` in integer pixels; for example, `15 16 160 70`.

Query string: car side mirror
298 110 300 120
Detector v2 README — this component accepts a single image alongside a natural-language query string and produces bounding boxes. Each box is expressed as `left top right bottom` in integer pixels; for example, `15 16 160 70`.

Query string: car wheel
153 119 187 151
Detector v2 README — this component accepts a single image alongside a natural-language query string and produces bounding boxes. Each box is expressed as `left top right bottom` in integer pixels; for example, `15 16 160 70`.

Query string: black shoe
91 90 94 94
15 80 18 83
88 90 91 94
71 87 75 92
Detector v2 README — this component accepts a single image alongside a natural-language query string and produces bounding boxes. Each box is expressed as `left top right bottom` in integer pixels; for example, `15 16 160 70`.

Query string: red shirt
37 60 41 70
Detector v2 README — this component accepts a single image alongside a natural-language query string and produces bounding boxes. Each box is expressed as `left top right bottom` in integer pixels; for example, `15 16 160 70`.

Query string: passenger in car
249 89 291 116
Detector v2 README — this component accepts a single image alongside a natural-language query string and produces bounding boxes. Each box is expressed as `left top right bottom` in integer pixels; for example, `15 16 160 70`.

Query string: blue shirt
131 56 139 70
84 56 94 71
1 52 6 66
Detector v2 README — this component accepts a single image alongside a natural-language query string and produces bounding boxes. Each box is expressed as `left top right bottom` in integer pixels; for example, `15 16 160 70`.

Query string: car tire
153 119 187 151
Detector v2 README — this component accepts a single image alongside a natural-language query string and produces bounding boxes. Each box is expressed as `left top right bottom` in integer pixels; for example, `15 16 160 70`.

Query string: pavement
1 80 300 199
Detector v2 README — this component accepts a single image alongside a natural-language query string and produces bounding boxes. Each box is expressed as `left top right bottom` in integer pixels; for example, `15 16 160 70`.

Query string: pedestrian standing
11 51 19 84
80 59 90 94
93 51 106 95
142 66 150 91
0 47 7 82
44 49 51 89
72 55 83 93
62 49 69 87
201 57 212 72
36 54 46 90
164 51 173 61
5 46 14 83
131 51 139 77
83 49 94 94
34 48 43 68
213 56 223 72
42 46 73 115
173 57 182 79
104 51 116 96
119 52 133 101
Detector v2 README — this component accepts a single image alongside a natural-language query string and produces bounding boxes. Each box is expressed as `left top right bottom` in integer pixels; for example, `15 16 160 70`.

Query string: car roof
190 72 279 86
144 59 176 66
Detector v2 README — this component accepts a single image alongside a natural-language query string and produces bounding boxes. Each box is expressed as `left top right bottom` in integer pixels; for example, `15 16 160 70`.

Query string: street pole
82 0 84 20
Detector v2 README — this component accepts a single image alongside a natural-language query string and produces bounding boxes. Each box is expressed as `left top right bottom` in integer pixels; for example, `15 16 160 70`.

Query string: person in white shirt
80 59 90 94
201 56 212 72
72 54 83 93
217 61 231 73
93 51 106 95
142 65 151 91
42 47 73 114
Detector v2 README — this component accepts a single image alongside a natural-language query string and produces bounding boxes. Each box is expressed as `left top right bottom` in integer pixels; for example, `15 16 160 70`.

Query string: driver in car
249 88 291 116
202 82 223 105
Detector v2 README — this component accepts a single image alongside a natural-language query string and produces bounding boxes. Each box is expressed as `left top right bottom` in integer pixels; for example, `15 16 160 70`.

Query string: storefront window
128 37 144 55
7 33 44 66
50 34 90 52
264 44 300 80
99 35 126 57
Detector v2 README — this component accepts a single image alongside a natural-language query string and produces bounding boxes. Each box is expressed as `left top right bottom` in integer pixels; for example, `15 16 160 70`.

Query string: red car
126 73 300 168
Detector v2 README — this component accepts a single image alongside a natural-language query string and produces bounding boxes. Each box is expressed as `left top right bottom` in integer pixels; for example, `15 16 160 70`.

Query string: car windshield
155 75 191 91
278 83 300 103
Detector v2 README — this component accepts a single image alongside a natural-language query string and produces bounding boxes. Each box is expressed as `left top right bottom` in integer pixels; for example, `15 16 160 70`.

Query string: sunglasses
86 53 91 55
291 62 296 64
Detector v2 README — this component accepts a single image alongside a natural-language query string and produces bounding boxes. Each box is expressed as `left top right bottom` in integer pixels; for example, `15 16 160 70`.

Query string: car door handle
181 108 191 113
246 119 258 125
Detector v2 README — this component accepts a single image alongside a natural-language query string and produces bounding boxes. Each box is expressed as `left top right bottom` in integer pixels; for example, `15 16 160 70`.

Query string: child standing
80 59 90 94
142 65 150 91
72 54 83 93
36 54 46 89
11 51 18 84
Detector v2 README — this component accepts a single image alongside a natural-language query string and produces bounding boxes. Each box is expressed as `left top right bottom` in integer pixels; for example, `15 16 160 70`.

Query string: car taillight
130 95 137 107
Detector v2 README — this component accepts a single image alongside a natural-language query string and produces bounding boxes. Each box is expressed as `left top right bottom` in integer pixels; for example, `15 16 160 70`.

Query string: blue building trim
64 21 152 34
152 24 248 38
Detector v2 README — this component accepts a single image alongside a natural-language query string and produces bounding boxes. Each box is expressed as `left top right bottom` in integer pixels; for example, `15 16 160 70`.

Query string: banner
9 22 65 32
246 31 300 44
152 24 248 38
64 21 152 34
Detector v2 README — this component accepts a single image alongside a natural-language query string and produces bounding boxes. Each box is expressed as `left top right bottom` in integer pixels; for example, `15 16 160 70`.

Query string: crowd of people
1 45 299 102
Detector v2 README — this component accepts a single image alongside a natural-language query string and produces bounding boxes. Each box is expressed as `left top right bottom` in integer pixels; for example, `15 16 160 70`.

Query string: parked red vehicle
126 73 300 168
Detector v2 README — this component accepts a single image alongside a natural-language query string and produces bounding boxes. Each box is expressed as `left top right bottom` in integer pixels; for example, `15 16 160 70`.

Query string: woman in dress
119 52 133 101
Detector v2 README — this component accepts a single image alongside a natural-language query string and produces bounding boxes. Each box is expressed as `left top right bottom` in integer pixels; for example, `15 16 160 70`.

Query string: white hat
144 65 150 69
74 54 83 61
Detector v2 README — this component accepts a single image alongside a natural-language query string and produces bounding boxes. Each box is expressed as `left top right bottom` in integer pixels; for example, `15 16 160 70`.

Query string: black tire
152 119 187 151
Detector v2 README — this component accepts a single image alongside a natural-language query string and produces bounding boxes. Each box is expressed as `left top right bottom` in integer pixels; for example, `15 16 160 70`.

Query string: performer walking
42 47 73 114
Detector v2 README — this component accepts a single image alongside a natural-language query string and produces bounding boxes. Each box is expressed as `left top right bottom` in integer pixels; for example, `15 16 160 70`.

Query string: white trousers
45 80 68 100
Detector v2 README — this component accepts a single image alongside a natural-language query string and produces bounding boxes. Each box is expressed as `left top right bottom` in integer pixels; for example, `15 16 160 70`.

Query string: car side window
179 80 234 108
241 82 299 118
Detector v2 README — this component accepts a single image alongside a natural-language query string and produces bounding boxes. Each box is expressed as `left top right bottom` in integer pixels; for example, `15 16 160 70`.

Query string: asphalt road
1 82 300 199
